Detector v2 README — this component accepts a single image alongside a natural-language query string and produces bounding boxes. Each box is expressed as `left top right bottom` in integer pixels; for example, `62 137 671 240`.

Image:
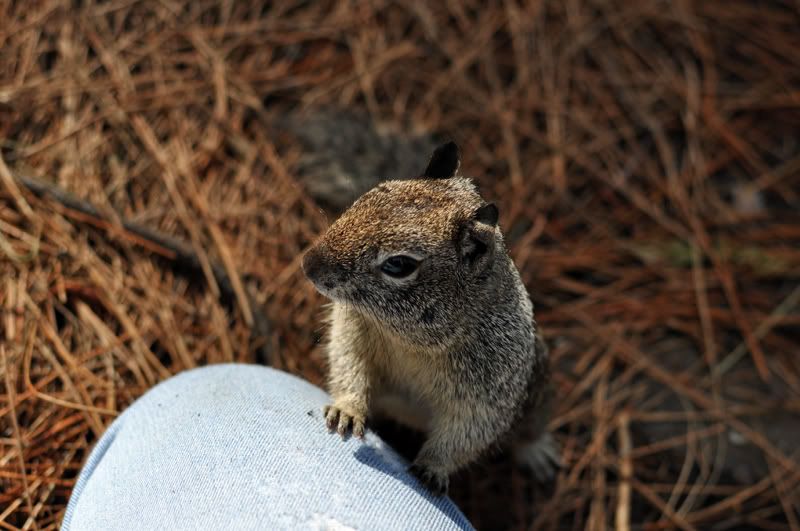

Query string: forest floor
1 1 799 529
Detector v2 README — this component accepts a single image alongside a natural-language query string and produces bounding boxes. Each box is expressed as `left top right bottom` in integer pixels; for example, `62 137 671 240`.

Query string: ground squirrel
302 142 560 495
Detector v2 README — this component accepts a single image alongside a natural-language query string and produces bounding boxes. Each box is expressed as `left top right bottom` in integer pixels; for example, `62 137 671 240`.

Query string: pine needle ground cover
1 2 799 529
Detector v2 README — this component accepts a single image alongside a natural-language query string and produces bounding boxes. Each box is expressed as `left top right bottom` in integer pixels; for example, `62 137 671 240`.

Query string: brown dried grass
1 1 800 529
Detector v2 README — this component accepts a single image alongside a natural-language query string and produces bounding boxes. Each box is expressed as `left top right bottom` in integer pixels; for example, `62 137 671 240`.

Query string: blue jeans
63 364 473 530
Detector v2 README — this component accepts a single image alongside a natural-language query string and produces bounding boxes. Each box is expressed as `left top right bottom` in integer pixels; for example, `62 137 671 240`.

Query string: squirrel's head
302 142 505 344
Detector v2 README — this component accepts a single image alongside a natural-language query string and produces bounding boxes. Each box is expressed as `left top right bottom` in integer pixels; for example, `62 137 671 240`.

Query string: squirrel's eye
380 255 420 278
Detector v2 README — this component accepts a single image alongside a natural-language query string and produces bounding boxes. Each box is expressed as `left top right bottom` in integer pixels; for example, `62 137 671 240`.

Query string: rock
282 108 438 213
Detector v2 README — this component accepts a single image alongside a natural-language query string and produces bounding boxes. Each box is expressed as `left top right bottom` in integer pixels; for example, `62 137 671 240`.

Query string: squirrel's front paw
409 463 449 496
323 404 366 439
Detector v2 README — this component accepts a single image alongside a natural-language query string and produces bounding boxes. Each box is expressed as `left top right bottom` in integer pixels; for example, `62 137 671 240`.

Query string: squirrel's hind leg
514 431 562 482
511 378 562 483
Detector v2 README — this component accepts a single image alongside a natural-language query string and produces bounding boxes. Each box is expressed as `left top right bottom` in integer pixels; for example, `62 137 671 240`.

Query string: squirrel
302 141 561 495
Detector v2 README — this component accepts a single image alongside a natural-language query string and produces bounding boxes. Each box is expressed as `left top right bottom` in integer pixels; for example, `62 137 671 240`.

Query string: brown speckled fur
302 143 560 495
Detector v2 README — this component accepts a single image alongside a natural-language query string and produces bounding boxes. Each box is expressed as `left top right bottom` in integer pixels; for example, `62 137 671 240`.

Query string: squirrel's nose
303 245 337 289
302 248 323 282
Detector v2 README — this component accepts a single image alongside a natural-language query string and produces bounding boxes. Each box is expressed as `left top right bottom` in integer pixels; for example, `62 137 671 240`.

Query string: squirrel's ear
422 141 460 179
474 203 499 226
457 213 497 274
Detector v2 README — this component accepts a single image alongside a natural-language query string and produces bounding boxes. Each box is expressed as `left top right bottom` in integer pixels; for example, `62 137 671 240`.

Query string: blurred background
1 1 799 529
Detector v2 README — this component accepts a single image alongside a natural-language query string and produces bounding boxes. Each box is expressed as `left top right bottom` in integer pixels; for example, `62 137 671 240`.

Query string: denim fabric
62 364 473 531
